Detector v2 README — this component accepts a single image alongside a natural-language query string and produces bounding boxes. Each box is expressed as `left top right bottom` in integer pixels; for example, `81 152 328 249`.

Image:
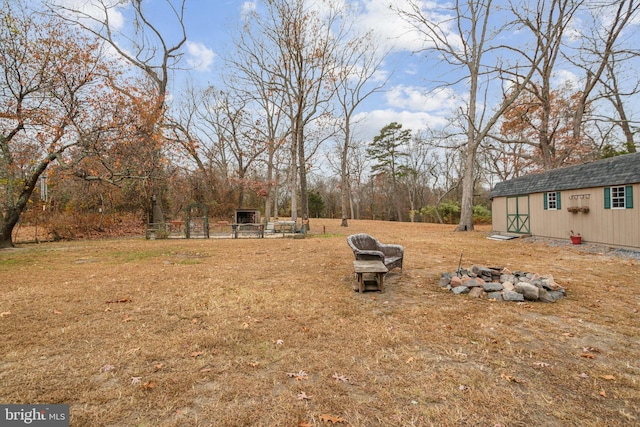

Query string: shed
490 152 640 249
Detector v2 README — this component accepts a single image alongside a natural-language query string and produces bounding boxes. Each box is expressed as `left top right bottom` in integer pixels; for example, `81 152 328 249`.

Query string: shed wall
492 184 640 249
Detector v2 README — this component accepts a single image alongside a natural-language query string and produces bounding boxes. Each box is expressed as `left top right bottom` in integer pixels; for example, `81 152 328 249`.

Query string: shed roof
491 152 640 198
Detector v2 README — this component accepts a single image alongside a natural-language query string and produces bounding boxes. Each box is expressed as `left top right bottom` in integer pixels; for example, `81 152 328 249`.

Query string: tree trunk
456 68 478 232
290 136 298 222
297 126 309 231
340 124 350 227
0 153 56 248
0 208 20 248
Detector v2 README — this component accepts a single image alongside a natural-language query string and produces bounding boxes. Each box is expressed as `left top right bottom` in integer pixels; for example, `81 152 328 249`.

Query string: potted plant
570 230 582 244
579 206 590 213
567 206 580 213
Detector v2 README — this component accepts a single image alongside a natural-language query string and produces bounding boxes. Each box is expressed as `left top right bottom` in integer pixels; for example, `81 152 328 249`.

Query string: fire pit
439 265 566 302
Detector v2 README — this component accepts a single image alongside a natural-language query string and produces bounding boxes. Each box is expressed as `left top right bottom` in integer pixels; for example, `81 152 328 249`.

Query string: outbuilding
490 152 640 249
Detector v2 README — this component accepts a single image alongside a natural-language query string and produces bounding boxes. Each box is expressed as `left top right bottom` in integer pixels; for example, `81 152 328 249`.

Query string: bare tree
331 20 389 227
0 1 129 247
50 0 187 224
599 51 639 154
227 18 291 224
565 0 640 147
396 0 543 231
491 0 639 170
239 0 341 228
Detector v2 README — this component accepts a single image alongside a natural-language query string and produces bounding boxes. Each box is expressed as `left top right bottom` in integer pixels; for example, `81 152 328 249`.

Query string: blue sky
51 0 640 162
111 0 460 143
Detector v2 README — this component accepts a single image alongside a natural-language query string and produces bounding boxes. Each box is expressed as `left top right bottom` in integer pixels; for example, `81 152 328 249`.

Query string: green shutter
556 191 561 209
626 185 633 209
543 192 548 210
604 187 611 209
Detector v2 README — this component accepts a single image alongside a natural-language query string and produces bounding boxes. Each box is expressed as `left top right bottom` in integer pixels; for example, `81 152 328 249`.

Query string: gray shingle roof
491 152 640 198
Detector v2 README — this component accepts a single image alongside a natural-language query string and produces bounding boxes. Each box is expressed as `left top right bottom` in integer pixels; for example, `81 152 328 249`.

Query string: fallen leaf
332 373 349 383
583 346 601 353
274 339 284 346
0 311 11 318
200 367 212 373
459 384 470 392
579 372 589 379
191 351 204 358
406 357 415 364
242 322 250 329
298 421 313 427
154 363 164 371
131 376 142 385
600 389 607 397
296 391 312 400
106 298 131 304
501 373 523 383
122 314 133 322
600 375 616 381
580 353 596 359
247 361 260 367
100 364 115 373
320 414 347 424
533 362 550 368
142 380 156 390
126 347 140 355
301 326 309 332
286 370 308 381
53 310 62 315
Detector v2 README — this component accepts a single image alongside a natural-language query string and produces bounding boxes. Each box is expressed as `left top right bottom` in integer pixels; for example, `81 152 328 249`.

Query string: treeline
2 0 639 247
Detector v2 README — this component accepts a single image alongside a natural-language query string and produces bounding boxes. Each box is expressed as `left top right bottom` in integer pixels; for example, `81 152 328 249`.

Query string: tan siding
491 184 640 248
491 197 507 232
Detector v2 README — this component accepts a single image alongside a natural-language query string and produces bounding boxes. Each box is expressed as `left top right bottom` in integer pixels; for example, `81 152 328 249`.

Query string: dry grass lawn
1 219 639 426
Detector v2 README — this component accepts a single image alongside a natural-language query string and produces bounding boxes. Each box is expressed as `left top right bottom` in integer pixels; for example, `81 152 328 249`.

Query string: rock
468 287 484 298
450 276 463 288
465 278 483 288
442 265 566 303
531 279 545 289
501 274 517 284
439 275 452 287
502 281 515 292
538 289 555 303
503 290 525 302
452 286 470 295
471 265 494 280
487 292 503 300
548 290 565 301
482 282 504 292
515 282 540 300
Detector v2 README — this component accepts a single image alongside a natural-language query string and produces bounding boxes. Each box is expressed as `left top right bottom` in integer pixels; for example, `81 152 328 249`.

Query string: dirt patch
1 219 639 426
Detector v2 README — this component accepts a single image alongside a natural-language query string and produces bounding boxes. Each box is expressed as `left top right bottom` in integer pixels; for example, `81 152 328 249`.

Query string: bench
276 221 296 235
232 223 264 238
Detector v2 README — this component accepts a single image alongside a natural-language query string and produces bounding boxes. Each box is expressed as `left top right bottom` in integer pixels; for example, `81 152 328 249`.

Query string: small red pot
570 235 582 244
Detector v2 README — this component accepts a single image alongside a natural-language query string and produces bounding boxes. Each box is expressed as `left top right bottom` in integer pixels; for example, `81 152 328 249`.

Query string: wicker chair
346 233 404 272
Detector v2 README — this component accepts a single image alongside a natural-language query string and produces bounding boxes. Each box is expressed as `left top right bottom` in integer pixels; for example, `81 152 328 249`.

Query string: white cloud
552 69 580 90
385 85 462 113
53 0 125 31
185 41 216 72
241 1 257 20
352 109 449 142
353 0 456 53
